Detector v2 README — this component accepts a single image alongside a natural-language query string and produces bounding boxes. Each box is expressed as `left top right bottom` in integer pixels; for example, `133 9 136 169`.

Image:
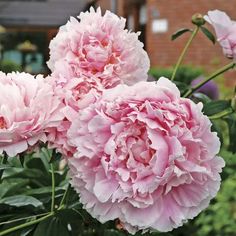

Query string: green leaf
7 156 23 168
192 92 211 104
2 167 24 179
25 186 64 196
4 169 51 187
0 195 43 208
0 179 29 198
0 164 11 170
39 148 52 169
171 28 192 40
104 229 126 236
200 26 216 44
203 100 232 116
25 158 49 174
224 115 236 153
33 216 70 236
211 120 223 145
20 226 36 236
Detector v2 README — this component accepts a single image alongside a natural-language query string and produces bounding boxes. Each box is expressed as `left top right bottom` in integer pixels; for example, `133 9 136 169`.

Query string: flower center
0 117 7 129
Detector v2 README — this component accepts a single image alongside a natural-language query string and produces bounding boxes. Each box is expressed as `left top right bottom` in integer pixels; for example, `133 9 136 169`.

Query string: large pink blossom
46 74 103 158
204 10 236 59
47 7 150 87
0 72 63 157
68 77 224 233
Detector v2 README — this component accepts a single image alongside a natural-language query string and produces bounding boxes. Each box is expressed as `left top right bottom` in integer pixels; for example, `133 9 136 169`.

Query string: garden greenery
0 7 236 236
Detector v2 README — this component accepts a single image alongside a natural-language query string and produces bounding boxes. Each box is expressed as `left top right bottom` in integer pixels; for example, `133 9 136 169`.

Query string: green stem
171 26 199 81
0 213 54 236
184 62 236 97
58 184 71 210
0 212 50 226
50 164 55 212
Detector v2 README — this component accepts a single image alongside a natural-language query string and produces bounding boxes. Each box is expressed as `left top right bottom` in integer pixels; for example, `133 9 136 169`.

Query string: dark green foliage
0 59 235 235
194 150 236 236
0 145 236 236
149 65 203 85
224 114 236 153
203 100 232 117
0 60 21 73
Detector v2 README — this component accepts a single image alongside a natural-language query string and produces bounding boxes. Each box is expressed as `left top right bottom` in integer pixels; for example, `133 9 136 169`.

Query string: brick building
96 0 236 74
1 0 235 81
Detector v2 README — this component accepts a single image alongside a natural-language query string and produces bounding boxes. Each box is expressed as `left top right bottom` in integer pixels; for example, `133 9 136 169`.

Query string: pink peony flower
0 72 63 157
47 7 150 87
204 10 236 59
46 74 103 158
68 77 224 233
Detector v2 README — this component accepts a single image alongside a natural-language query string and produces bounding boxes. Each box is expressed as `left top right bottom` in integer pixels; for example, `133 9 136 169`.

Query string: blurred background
0 1 235 79
0 1 235 235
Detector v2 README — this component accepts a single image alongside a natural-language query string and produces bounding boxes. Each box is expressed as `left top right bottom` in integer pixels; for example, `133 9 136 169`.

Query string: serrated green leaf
200 26 216 44
0 195 43 208
171 28 192 40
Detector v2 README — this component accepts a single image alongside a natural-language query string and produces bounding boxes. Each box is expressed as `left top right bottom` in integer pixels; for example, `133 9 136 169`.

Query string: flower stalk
208 108 234 120
58 184 71 210
0 212 54 236
184 62 236 97
171 26 199 81
50 164 55 212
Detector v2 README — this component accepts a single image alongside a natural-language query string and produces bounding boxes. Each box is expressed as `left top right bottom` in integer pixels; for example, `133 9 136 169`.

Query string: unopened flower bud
192 13 205 26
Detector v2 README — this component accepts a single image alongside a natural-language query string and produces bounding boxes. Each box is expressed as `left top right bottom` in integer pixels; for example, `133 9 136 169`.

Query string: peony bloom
47 7 150 87
204 10 236 59
46 74 103 158
0 72 63 157
68 77 224 233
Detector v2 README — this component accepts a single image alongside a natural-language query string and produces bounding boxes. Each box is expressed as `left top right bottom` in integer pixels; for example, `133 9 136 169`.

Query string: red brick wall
146 0 236 72
95 0 236 85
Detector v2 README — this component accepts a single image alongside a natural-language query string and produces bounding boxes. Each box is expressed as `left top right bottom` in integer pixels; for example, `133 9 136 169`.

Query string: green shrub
149 65 203 85
0 60 21 73
194 149 236 236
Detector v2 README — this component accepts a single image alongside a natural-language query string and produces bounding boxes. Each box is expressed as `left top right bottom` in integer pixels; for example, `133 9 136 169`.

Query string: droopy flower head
204 10 236 59
0 72 63 157
47 7 150 87
68 77 224 233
